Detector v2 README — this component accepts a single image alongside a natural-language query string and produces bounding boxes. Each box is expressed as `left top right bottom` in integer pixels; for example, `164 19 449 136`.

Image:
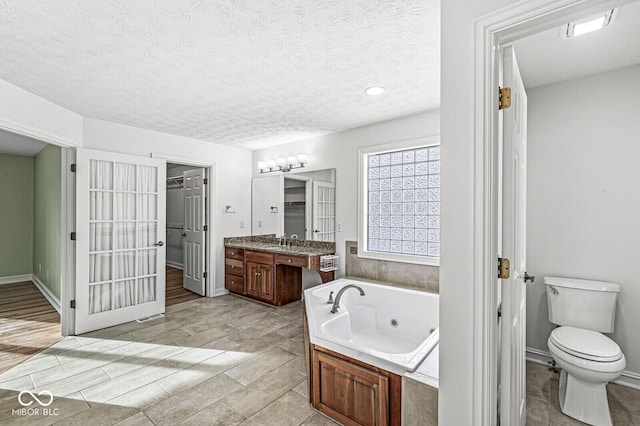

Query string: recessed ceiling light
365 86 385 96
566 9 616 37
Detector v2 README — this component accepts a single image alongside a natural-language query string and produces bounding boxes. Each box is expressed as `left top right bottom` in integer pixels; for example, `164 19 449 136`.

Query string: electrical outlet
39 264 42 272
337 223 343 232
46 269 49 278
350 246 358 254
240 220 245 228
258 220 263 227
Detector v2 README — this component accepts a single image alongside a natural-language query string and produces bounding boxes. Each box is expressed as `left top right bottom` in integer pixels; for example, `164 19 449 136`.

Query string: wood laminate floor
165 266 202 307
0 281 61 374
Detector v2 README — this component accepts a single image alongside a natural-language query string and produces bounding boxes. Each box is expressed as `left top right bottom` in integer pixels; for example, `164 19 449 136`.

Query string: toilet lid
550 327 622 362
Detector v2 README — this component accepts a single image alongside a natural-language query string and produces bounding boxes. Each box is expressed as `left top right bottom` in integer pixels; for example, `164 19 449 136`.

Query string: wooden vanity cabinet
246 261 275 302
224 246 329 306
225 247 245 294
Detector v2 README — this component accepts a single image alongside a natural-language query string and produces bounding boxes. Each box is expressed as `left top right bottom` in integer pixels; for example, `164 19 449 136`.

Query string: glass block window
365 144 440 258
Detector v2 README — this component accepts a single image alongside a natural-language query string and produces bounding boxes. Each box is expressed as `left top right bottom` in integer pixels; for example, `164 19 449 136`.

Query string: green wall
33 144 61 299
0 155 34 277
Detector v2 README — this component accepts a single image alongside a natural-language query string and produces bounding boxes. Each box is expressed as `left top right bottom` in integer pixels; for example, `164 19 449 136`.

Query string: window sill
357 250 440 267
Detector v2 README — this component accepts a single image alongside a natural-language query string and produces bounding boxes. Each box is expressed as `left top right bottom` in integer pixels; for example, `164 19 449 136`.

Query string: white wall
526 65 640 376
82 118 253 297
252 111 440 275
440 0 513 423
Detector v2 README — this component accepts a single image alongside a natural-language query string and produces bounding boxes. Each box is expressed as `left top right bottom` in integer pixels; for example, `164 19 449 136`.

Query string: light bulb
257 161 267 170
286 156 297 166
276 158 286 167
266 159 276 168
297 154 307 164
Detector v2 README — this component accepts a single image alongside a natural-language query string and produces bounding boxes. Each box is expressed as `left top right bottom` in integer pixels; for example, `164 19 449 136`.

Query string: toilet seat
550 326 622 362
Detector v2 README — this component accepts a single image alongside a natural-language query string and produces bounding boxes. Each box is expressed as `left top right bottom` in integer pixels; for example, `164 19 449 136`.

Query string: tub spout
330 285 365 314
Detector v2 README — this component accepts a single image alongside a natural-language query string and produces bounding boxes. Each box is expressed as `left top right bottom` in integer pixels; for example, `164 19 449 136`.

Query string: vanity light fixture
365 86 385 96
258 154 308 173
566 9 616 37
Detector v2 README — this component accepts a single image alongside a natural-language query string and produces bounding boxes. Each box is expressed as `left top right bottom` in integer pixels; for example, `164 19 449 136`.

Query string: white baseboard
0 274 33 285
32 275 61 314
166 261 183 270
526 346 640 390
213 288 230 297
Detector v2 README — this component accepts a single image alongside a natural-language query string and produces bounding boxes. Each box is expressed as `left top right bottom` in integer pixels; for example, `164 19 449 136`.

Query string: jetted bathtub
304 278 439 375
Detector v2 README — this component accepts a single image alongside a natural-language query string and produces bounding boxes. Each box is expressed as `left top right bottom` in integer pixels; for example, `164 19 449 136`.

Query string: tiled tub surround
345 241 439 293
224 235 336 257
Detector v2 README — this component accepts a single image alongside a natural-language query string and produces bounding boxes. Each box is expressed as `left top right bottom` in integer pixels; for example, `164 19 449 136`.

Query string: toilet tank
545 276 620 333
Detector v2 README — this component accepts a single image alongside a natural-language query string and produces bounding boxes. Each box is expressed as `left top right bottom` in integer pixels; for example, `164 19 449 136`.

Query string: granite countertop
224 235 336 257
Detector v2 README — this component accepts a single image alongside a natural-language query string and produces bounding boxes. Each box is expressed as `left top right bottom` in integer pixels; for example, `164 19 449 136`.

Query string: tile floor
526 361 640 425
3 292 639 425
0 295 339 426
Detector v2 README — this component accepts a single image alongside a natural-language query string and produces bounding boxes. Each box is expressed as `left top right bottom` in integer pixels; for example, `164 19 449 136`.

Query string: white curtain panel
88 160 158 314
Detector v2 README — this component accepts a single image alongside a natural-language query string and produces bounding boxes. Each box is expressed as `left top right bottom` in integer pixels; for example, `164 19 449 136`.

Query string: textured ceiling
514 2 640 89
0 130 47 156
0 1 440 150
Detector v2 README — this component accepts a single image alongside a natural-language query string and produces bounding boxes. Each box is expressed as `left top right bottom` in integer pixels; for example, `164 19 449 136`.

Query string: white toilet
545 276 626 426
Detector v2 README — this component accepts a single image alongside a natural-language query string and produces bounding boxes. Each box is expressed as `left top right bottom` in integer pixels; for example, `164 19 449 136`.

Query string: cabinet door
313 350 389 426
257 263 274 302
245 262 260 297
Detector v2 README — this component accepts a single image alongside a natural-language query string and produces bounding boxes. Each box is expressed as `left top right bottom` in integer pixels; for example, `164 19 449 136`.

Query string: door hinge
70 163 77 173
70 232 76 241
70 300 76 309
203 272 208 279
499 87 511 110
203 178 208 185
497 303 502 318
203 225 208 232
498 257 510 279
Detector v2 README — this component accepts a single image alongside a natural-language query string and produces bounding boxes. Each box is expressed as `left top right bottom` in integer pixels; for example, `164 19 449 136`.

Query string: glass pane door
76 149 166 334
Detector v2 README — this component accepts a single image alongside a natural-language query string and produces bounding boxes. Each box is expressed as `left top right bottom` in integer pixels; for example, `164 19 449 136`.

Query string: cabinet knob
231 280 235 284
288 259 292 263
231 265 235 268
231 251 235 255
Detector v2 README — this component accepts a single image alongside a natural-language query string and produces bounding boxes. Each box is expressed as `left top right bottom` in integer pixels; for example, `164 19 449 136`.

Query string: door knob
154 241 165 247
524 272 535 283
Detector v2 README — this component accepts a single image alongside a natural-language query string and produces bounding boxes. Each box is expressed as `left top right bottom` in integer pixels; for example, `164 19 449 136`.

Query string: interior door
499 45 528 426
312 180 335 242
75 148 166 334
183 168 206 296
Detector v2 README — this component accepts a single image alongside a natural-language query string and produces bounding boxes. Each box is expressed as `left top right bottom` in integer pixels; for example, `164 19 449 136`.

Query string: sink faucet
279 234 287 246
330 285 366 314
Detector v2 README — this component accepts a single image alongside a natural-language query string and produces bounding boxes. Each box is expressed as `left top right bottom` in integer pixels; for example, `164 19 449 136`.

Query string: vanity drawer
225 274 244 293
225 258 244 276
245 250 274 265
225 247 244 260
275 254 308 268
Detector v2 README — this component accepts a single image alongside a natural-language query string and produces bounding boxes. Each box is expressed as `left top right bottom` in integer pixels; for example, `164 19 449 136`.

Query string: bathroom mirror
251 168 336 242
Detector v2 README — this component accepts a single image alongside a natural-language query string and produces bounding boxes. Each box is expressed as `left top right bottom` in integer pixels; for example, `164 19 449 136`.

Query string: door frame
0 119 78 337
472 0 634 423
283 174 313 240
152 153 215 298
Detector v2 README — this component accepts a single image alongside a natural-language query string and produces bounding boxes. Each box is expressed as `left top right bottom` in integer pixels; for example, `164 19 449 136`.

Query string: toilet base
559 369 612 426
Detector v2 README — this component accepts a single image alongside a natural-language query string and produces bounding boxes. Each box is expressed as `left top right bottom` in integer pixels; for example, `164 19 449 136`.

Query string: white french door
499 45 528 426
75 148 166 334
182 168 206 296
312 180 335 242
